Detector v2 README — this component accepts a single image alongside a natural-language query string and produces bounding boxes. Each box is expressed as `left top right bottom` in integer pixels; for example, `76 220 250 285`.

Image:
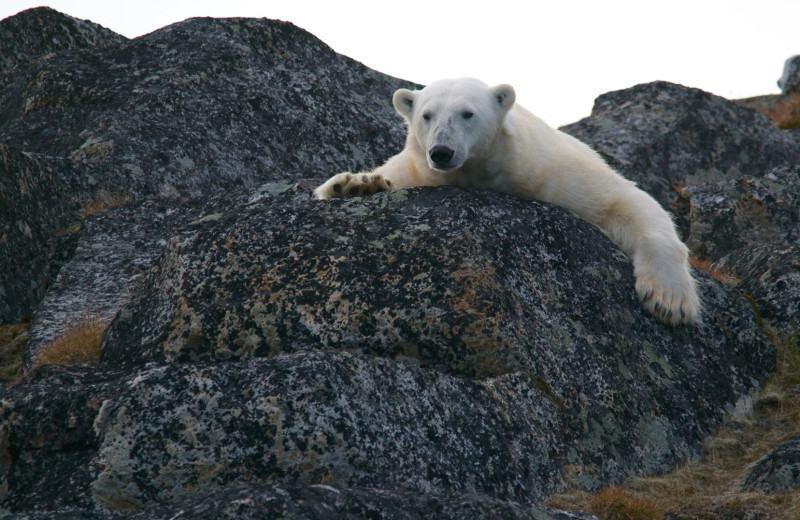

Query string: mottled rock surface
0 9 416 324
561 81 800 208
713 243 800 334
0 7 126 73
743 435 800 493
672 165 800 260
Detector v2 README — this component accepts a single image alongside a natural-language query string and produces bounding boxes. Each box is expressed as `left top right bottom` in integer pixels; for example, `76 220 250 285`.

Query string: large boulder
0 7 126 73
0 9 416 324
3 183 773 518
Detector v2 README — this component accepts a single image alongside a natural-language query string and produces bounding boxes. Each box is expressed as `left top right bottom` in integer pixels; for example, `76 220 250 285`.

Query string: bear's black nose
429 145 455 166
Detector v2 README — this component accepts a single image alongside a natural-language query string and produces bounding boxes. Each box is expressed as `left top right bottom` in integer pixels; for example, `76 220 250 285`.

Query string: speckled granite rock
742 435 800 493
561 81 800 208
1 182 774 518
0 7 126 73
672 165 800 261
0 9 415 324
712 243 800 334
0 145 83 323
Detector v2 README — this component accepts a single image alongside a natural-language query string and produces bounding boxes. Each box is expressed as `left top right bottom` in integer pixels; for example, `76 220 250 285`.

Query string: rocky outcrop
672 165 800 261
561 81 800 208
713 243 800 334
743 435 800 493
0 7 126 73
1 7 797 520
0 9 416 324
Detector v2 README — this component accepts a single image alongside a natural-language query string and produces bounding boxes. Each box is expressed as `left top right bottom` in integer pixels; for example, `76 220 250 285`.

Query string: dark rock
0 7 126 73
0 9 417 324
561 81 800 209
92 184 771 508
778 56 800 95
0 365 123 514
712 243 800 334
742 435 800 493
672 165 800 261
126 482 600 520
0 145 83 324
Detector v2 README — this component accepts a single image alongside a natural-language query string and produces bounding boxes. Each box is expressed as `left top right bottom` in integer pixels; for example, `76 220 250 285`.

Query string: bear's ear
393 88 416 118
491 84 516 111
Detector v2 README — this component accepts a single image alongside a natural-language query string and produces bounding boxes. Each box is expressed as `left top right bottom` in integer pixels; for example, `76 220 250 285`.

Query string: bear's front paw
635 269 701 325
314 172 395 200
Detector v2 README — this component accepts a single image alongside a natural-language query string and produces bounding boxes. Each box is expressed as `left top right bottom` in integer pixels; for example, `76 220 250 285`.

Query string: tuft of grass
547 330 800 519
33 314 108 369
689 255 741 286
587 487 662 520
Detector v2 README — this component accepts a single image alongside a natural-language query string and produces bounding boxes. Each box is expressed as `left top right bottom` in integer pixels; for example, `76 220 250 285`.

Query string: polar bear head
392 78 516 172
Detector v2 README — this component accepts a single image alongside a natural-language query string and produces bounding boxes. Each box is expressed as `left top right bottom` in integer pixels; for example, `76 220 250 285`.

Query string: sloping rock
672 165 800 261
712 243 800 334
1 365 600 519
0 14 413 195
91 184 772 508
0 9 416 324
742 435 800 493
0 145 83 323
561 81 800 208
0 7 126 73
23 196 236 367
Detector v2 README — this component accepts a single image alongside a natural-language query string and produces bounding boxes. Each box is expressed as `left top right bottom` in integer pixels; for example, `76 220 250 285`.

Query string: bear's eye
462 111 474 120
422 112 432 122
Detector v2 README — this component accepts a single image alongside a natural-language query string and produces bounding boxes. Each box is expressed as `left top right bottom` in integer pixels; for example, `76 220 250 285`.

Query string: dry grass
548 330 800 519
33 314 108 369
588 487 662 520
689 255 741 286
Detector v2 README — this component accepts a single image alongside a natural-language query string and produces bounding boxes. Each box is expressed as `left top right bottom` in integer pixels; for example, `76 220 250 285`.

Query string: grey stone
743 435 800 493
713 243 800 334
0 9 416 324
673 165 800 261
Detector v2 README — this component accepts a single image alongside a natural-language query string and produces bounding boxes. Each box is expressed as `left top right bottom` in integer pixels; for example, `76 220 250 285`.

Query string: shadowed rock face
0 7 795 520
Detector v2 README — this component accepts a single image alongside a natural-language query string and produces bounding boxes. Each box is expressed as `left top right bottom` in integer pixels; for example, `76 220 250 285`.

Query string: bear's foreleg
598 189 700 325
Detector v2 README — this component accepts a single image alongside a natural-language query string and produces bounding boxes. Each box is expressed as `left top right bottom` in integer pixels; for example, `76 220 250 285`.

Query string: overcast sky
2 1 798 126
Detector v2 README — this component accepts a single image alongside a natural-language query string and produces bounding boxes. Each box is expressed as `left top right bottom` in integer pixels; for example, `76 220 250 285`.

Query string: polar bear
315 78 700 325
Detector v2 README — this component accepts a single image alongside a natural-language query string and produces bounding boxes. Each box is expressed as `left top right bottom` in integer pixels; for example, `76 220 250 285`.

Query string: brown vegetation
548 331 800 519
33 314 108 368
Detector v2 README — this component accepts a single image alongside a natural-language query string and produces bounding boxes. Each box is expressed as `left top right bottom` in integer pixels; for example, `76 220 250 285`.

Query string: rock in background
0 7 416 325
0 6 798 520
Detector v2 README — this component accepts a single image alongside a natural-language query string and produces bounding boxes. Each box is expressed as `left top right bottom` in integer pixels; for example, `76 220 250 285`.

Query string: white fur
315 78 700 325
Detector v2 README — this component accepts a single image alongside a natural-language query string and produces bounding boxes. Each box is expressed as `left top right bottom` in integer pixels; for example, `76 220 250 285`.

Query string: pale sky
1 1 798 126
